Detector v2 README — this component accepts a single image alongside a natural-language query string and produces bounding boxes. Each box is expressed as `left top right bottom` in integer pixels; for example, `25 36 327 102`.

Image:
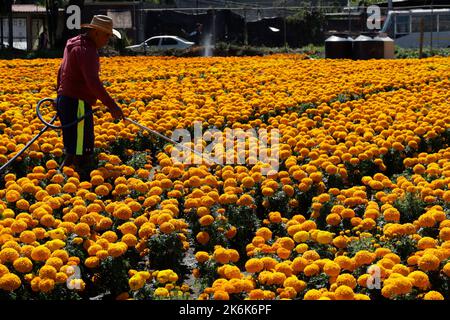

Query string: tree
1 0 14 50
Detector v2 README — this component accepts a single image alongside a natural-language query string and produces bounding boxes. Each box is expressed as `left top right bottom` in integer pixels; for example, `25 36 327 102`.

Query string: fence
2 3 449 51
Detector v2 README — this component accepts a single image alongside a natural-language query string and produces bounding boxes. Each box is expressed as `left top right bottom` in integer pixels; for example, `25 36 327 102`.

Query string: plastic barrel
353 33 384 60
325 33 353 59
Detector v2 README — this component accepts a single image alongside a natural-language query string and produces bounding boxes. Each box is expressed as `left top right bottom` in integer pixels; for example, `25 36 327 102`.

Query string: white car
125 35 195 53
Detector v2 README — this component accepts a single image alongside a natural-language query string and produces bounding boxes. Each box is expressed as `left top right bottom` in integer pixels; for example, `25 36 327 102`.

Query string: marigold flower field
0 55 449 300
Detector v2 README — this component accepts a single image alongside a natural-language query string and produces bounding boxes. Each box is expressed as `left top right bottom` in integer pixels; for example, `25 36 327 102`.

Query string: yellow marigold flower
407 271 430 289
39 265 57 280
303 289 321 300
213 289 229 300
323 261 341 277
31 246 51 262
95 185 110 196
199 214 214 227
418 237 437 250
107 242 128 258
354 250 376 266
293 231 309 243
129 274 145 291
74 223 90 237
418 254 440 272
245 258 264 273
118 222 137 235
0 248 19 264
316 231 334 244
195 251 209 263
335 285 355 300
249 289 265 300
85 257 100 269
423 291 444 300
196 231 210 245
335 273 357 289
0 273 21 291
303 264 320 277
113 205 132 220
439 227 450 241
13 257 33 273
326 213 341 226
223 265 241 280
443 262 450 277
213 247 230 264
254 229 273 246
5 190 21 203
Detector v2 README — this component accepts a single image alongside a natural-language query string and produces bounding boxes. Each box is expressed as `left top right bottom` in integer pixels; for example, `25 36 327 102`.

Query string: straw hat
81 15 121 39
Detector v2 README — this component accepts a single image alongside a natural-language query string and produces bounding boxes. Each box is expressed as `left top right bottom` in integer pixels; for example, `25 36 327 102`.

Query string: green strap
76 100 85 155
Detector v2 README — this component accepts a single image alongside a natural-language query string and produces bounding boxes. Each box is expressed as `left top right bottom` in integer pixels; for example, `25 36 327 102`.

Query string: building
0 4 67 51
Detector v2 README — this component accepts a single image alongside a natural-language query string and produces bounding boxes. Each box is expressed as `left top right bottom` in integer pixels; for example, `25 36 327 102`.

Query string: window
395 15 410 34
161 38 178 45
412 15 438 33
1 18 27 50
438 14 450 31
146 38 160 46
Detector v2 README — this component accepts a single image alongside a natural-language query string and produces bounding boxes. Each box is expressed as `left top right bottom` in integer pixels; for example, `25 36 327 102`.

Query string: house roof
12 4 47 13
377 0 450 7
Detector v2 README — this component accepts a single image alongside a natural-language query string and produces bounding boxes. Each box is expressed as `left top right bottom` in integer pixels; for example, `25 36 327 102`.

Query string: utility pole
283 0 287 49
7 0 13 50
430 0 433 54
0 17 3 49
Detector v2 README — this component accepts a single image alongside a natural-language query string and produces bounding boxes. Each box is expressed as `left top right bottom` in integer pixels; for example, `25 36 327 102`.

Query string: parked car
125 35 195 53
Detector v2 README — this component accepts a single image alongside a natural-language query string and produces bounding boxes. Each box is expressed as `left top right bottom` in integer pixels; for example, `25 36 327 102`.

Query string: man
56 15 123 181
38 27 48 51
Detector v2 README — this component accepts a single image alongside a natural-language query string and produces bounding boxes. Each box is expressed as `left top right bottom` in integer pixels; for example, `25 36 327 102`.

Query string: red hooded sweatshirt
57 34 115 109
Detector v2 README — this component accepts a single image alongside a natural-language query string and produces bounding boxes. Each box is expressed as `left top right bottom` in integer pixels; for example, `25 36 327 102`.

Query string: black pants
56 95 94 156
56 95 95 180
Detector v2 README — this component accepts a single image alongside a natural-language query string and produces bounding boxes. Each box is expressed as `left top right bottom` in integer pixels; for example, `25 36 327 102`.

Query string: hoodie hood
66 34 96 51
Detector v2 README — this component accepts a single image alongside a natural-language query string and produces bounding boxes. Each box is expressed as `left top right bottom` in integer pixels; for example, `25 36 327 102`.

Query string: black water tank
353 33 384 60
325 33 353 59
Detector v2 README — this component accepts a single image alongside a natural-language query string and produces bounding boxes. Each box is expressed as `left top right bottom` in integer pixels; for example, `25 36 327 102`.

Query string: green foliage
267 190 290 217
147 233 188 277
94 252 141 298
381 149 405 177
315 199 334 230
227 205 260 258
126 151 149 170
306 273 329 290
382 235 417 262
347 236 375 256
195 259 220 290
393 192 427 224
65 234 87 261
395 46 450 59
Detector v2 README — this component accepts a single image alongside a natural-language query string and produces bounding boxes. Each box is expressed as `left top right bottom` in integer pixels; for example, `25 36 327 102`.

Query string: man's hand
109 103 124 120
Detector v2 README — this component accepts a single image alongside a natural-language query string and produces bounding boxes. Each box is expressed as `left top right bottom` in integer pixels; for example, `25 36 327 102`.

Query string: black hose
36 98 96 129
0 114 58 174
0 97 97 174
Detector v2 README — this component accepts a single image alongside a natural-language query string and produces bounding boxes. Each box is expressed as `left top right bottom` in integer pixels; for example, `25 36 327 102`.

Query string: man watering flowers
56 15 123 181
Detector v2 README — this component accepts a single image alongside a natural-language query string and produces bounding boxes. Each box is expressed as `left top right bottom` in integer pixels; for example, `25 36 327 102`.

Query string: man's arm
76 46 118 111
